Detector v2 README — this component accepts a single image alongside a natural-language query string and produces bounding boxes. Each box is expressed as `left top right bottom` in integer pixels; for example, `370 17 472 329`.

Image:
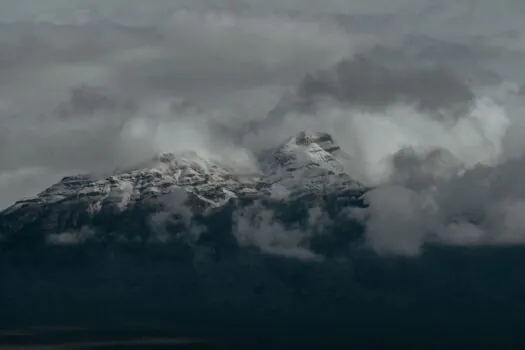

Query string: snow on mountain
0 131 364 245
260 130 358 193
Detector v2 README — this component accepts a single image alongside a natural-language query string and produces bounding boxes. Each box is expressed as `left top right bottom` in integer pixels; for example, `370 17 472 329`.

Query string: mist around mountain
2 0 525 346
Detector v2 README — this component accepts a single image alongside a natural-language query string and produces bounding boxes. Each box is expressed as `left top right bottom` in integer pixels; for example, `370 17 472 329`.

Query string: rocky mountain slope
0 131 367 258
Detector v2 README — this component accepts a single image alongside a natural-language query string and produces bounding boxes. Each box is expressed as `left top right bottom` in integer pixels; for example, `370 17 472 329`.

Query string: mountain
2 132 525 347
0 131 366 259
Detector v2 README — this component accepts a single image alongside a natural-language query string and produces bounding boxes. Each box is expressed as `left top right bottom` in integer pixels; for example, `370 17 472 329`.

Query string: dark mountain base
1 244 525 348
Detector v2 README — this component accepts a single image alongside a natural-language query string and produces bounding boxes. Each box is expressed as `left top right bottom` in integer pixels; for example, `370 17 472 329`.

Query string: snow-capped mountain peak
262 131 344 171
0 131 362 238
259 131 358 193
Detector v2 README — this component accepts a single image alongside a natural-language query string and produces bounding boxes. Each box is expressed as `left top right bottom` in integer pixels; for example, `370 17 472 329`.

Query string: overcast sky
1 0 525 256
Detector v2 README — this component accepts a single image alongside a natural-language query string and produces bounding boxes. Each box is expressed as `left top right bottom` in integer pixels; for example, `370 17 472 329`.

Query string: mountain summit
0 132 365 254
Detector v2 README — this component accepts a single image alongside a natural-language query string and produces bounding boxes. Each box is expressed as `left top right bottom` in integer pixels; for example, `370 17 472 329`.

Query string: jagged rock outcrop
0 131 367 258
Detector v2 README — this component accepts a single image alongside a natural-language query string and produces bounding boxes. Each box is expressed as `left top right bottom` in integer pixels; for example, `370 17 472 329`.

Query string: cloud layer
2 0 525 257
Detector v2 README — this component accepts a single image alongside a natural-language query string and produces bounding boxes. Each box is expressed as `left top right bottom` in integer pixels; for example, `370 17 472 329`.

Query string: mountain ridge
0 130 366 259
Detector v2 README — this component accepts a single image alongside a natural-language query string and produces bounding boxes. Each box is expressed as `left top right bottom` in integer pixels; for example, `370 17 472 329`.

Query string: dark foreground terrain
1 243 525 349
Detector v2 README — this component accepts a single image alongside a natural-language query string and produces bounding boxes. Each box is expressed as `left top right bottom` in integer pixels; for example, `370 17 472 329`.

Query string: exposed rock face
0 131 366 257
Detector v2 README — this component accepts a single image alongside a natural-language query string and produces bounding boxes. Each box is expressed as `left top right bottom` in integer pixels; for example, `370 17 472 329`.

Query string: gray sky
1 0 525 256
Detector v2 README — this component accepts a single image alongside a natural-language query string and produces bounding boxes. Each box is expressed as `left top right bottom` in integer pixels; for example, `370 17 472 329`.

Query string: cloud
149 188 206 243
47 226 96 245
0 5 357 211
2 0 525 260
297 55 476 121
357 150 525 255
359 186 430 256
232 202 322 261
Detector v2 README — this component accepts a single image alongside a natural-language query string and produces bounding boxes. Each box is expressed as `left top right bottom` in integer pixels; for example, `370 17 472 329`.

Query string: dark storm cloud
297 55 475 119
0 5 354 209
1 0 525 258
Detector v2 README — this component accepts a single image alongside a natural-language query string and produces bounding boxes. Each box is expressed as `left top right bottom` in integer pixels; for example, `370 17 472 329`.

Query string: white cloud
2 0 525 259
232 203 322 261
